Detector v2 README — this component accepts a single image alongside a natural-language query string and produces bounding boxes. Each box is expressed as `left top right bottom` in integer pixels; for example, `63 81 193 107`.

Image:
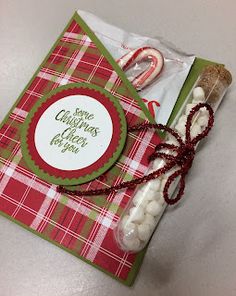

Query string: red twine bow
58 103 214 205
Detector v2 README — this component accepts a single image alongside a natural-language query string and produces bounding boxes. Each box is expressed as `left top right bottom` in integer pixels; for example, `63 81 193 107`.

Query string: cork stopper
197 65 232 103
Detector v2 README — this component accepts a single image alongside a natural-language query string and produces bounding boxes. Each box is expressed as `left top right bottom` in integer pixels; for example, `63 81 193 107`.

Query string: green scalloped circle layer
21 82 127 185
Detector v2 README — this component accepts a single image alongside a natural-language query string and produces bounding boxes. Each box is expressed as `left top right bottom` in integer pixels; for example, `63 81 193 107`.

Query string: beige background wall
0 1 236 295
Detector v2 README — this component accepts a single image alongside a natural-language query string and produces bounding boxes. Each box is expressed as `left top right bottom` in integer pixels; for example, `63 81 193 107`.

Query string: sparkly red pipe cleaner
58 103 214 205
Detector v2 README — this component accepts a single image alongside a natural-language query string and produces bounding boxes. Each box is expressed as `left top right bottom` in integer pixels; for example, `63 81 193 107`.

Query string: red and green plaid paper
0 12 161 285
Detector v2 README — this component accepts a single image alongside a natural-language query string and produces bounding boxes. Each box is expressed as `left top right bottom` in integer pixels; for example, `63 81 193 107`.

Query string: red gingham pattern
0 17 160 284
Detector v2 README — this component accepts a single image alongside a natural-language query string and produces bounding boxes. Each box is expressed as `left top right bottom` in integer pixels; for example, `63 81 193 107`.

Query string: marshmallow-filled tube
114 65 232 252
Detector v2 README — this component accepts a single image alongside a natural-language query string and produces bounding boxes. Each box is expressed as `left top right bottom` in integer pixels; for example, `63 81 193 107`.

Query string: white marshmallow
181 134 186 141
166 167 177 177
185 103 197 116
148 179 161 191
166 138 179 147
132 189 158 208
129 206 145 223
154 191 162 201
138 223 152 241
158 194 166 206
197 114 208 127
143 213 156 228
139 183 150 194
153 158 163 169
139 184 157 200
146 200 163 216
147 166 155 173
200 107 209 117
132 191 149 207
175 121 186 135
192 87 205 102
161 143 177 156
167 134 180 146
190 123 201 138
178 115 187 125
122 236 141 252
122 222 138 240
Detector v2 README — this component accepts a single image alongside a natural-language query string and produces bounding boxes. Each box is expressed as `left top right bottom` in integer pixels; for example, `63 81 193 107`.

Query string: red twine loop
58 103 214 205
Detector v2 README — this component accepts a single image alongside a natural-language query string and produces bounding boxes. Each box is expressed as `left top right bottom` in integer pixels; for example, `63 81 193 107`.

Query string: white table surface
0 1 236 295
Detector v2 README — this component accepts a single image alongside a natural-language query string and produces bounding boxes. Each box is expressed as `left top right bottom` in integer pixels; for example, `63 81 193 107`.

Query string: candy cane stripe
117 47 164 90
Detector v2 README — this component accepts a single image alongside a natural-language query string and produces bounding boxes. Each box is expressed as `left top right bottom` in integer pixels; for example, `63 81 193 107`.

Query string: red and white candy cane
117 47 164 91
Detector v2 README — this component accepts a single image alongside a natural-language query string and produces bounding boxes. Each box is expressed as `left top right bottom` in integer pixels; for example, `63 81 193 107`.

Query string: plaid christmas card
0 11 215 285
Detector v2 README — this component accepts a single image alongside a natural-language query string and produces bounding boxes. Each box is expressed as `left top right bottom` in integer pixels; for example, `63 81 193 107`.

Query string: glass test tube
114 65 232 252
